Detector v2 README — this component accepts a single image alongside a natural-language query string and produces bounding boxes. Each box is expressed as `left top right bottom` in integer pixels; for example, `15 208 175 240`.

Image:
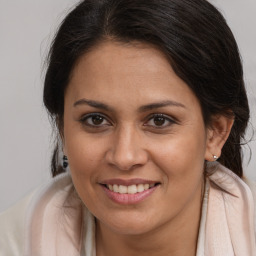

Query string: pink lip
101 184 159 205
100 178 158 186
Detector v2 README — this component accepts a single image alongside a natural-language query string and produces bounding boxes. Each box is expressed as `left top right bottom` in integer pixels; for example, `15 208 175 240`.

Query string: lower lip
102 185 158 205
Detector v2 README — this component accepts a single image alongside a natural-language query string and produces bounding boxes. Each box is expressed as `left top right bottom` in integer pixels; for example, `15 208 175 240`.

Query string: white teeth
119 185 128 194
107 183 155 194
144 184 149 190
137 184 144 193
113 184 119 193
127 185 137 194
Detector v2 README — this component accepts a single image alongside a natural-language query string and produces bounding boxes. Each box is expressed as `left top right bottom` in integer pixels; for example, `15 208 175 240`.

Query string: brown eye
145 114 175 128
91 115 104 125
153 116 166 126
80 113 111 127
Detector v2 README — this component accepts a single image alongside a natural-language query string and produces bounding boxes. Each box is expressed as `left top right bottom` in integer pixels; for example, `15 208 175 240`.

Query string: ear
205 114 234 161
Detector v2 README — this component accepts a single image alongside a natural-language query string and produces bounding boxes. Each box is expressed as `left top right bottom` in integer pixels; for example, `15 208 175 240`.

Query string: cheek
64 130 106 180
151 127 207 182
150 133 206 212
64 133 106 208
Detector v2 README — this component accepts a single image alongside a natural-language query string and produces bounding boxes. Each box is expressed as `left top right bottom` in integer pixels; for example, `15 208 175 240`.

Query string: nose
105 125 148 171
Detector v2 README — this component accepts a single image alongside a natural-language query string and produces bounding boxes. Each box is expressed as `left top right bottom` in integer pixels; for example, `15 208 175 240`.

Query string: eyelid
78 112 177 129
143 113 177 128
79 112 112 127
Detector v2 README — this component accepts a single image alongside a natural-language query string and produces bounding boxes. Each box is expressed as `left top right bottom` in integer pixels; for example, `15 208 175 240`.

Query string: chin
109 223 154 236
98 212 161 236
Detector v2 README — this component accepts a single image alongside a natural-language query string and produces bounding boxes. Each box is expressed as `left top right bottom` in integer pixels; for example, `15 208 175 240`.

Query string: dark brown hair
43 0 250 177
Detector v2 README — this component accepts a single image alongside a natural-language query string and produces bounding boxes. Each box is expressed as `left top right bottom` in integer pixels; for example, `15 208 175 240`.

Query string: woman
0 0 255 255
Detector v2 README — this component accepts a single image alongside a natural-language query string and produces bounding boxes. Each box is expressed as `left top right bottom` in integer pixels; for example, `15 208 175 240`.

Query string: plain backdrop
0 0 255 212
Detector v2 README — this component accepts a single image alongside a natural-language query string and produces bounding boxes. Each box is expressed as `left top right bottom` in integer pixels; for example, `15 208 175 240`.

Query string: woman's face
63 41 211 235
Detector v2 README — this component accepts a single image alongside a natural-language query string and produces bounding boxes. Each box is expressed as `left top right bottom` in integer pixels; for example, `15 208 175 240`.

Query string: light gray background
0 0 255 212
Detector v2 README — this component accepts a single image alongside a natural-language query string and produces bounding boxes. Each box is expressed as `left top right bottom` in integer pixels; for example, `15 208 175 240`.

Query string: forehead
71 40 173 84
66 40 199 111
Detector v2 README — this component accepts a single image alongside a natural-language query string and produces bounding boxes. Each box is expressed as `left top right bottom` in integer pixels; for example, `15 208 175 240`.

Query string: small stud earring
213 155 218 161
63 155 68 168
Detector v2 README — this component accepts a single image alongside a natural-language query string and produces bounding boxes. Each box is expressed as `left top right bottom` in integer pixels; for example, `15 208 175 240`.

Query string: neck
96 179 204 256
96 220 200 256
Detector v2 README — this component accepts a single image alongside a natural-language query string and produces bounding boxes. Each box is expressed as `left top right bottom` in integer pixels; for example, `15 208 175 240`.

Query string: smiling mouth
103 183 160 194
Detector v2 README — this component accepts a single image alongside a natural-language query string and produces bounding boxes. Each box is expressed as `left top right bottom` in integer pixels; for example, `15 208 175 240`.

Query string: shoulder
0 190 35 255
0 173 73 256
205 163 256 254
243 177 256 197
243 177 256 233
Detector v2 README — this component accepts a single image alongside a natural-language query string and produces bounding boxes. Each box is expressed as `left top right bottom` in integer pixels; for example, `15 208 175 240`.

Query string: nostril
105 135 149 171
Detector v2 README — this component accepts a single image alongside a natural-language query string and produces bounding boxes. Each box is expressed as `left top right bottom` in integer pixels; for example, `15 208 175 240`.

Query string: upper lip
100 178 160 186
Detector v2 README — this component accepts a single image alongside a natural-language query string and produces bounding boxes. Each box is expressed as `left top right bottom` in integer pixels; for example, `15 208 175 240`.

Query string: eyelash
144 114 176 129
79 113 176 129
79 113 111 128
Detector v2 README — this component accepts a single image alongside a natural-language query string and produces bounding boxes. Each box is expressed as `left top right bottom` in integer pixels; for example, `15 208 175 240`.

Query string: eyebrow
138 100 186 112
73 98 185 112
73 98 112 111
